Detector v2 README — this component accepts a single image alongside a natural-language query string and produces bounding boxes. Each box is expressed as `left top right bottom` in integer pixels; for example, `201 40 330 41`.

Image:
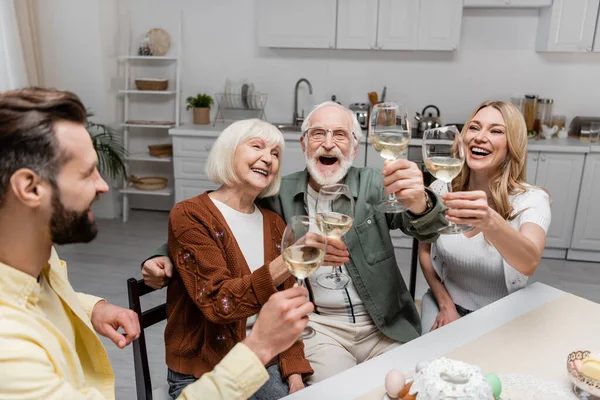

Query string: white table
284 282 582 399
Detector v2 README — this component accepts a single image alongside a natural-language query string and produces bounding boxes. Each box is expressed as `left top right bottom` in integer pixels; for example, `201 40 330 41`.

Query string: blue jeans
167 363 289 399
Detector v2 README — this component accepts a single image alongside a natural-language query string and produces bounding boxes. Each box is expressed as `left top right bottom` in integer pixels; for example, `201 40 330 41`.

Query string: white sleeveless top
429 180 551 311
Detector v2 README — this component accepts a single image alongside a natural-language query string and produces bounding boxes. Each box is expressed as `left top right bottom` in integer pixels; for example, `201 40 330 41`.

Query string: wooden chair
126 277 170 400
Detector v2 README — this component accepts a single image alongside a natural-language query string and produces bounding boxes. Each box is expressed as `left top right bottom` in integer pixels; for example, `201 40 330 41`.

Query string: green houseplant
86 112 128 181
186 93 213 125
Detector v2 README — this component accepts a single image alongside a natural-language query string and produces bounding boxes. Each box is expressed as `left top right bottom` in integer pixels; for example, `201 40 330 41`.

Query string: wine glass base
373 200 408 214
438 223 475 235
300 326 316 340
317 272 350 290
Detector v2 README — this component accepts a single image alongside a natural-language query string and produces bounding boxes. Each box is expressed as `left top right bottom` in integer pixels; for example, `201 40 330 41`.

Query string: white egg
415 360 430 373
384 369 406 398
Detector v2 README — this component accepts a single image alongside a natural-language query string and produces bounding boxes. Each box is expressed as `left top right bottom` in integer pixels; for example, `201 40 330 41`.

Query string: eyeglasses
305 127 355 144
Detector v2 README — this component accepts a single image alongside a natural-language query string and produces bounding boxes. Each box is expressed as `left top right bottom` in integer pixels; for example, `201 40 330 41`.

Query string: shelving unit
118 15 182 222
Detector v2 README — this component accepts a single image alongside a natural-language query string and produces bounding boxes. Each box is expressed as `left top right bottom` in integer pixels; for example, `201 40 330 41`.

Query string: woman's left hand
442 191 493 230
288 374 305 394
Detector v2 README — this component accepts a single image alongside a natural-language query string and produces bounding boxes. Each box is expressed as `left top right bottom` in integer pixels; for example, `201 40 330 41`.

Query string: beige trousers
303 313 402 385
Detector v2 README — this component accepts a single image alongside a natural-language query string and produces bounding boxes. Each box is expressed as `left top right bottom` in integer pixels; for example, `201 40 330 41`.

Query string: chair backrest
127 277 167 400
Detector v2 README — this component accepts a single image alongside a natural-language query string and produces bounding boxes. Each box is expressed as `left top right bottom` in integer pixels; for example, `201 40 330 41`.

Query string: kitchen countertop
169 122 368 143
169 123 591 153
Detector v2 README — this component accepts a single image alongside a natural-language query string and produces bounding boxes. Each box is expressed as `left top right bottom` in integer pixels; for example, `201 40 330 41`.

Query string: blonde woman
419 100 551 334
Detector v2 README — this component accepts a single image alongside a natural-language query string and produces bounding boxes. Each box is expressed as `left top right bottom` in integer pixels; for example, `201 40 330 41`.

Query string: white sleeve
514 188 552 233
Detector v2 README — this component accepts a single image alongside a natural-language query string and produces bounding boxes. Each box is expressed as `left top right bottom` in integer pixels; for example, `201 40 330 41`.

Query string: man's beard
50 187 98 245
305 146 354 187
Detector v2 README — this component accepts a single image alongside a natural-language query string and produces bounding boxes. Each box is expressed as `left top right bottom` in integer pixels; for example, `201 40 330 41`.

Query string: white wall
121 0 600 126
33 0 600 216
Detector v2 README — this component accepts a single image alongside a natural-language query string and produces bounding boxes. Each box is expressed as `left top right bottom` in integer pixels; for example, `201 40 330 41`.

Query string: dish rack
212 92 268 127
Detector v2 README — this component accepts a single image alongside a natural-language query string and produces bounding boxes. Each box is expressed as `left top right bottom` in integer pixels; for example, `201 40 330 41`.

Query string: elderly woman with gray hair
163 119 313 399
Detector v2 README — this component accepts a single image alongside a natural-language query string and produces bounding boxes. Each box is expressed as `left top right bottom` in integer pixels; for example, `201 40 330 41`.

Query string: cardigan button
367 219 372 224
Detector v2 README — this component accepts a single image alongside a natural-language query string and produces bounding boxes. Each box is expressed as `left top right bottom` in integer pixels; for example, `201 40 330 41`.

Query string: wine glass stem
446 181 457 228
331 266 338 277
297 278 304 287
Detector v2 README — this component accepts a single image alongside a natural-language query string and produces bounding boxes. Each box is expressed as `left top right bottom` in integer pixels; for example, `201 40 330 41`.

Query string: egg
385 369 406 398
415 360 430 373
484 373 502 400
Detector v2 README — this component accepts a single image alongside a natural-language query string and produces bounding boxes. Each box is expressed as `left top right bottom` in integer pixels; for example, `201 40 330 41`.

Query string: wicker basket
135 78 168 91
148 144 173 158
129 176 168 191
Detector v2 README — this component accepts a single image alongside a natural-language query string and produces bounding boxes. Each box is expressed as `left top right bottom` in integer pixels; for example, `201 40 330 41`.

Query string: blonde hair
205 119 285 198
453 100 540 221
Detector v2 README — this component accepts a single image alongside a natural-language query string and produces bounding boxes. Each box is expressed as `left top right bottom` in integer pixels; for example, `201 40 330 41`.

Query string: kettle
349 102 369 130
415 105 442 134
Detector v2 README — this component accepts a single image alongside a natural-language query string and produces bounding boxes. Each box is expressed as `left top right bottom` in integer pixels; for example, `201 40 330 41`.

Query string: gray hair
205 119 285 198
301 101 364 146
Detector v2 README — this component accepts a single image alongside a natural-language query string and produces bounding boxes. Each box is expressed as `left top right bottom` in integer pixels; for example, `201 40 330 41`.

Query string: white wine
370 131 410 160
283 245 325 280
424 157 463 182
317 212 353 238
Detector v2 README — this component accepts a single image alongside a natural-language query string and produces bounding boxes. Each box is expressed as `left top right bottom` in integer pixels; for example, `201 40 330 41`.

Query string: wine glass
422 125 474 235
315 184 354 290
281 216 328 339
369 102 411 213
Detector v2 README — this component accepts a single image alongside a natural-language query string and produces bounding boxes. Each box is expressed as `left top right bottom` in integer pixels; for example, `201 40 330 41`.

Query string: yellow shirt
0 247 269 399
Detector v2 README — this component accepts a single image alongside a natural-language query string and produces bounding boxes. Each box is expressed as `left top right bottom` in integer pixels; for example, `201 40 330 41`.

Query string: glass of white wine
315 184 354 290
422 125 474 235
369 102 411 213
281 215 327 339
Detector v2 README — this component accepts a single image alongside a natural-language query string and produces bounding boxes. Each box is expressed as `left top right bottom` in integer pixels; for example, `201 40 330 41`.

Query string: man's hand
91 301 140 349
141 256 173 290
324 237 350 266
243 286 314 365
382 159 428 214
288 373 305 394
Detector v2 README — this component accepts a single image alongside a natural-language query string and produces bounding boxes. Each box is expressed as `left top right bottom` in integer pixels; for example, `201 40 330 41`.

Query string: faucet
293 78 313 127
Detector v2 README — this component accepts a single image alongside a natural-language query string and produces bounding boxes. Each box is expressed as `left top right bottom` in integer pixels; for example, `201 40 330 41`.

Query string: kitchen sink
274 124 302 132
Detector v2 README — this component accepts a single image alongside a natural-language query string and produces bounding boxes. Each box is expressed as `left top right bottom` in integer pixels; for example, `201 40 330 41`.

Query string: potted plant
85 112 127 180
186 93 213 125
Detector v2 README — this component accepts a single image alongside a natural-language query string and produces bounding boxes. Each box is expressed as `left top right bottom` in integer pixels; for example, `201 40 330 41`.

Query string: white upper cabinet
463 0 552 7
376 0 420 50
258 0 462 51
337 0 379 49
256 0 337 49
535 0 600 52
594 9 600 51
418 0 463 51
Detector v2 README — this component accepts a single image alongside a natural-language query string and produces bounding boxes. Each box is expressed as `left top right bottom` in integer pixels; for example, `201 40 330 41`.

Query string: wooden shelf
126 152 172 163
119 186 173 196
119 90 177 95
118 55 178 61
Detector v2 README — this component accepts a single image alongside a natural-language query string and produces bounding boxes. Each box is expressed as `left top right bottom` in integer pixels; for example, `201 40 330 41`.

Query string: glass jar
523 95 537 134
535 98 554 132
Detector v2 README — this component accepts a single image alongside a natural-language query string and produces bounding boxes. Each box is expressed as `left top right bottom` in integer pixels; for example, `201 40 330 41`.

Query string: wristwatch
411 189 433 217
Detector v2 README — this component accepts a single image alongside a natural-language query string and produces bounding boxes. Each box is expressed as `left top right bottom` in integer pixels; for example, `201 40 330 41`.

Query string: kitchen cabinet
463 0 552 7
256 0 337 49
257 0 462 51
594 10 600 52
570 154 600 251
417 0 464 51
526 152 539 185
336 0 379 50
528 152 585 250
375 0 420 50
535 0 600 52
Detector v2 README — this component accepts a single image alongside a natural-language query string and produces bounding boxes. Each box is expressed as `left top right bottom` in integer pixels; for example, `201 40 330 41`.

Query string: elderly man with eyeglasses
142 101 447 384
